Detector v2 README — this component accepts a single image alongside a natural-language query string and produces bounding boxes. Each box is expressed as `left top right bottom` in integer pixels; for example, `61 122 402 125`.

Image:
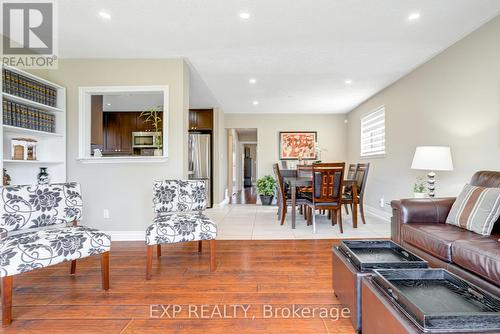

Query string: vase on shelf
37 167 50 185
3 169 11 186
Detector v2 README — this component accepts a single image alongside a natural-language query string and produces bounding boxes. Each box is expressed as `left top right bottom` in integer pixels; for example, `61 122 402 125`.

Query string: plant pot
259 195 274 205
413 192 426 199
154 149 163 156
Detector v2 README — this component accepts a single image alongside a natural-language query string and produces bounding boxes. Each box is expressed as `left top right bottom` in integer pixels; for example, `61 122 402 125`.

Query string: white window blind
360 106 385 157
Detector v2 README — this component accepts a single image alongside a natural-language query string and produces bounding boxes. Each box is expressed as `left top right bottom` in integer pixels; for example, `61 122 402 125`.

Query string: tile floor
206 204 390 240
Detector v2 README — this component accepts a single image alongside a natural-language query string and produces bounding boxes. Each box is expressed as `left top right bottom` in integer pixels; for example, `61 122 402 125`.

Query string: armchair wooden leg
209 239 217 272
198 240 203 253
2 276 12 326
157 244 161 257
101 252 110 290
146 245 153 280
70 260 76 275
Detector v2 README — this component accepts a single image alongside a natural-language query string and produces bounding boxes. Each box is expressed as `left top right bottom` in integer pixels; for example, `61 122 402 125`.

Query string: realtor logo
2 0 58 68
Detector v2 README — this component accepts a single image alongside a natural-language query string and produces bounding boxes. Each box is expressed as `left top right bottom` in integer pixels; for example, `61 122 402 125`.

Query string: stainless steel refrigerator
188 133 212 207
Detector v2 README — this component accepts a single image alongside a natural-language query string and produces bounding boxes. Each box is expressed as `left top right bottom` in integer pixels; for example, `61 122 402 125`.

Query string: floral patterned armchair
145 180 217 279
0 183 111 325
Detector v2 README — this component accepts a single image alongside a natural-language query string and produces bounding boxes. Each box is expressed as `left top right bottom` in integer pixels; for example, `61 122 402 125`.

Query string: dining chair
343 163 370 224
343 163 358 214
272 163 308 225
305 163 345 233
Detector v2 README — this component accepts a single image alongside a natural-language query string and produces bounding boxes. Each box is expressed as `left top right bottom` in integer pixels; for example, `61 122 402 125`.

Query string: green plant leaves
256 175 277 196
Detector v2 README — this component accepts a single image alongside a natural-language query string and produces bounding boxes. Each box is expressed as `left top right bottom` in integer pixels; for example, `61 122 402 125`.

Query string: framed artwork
279 131 317 160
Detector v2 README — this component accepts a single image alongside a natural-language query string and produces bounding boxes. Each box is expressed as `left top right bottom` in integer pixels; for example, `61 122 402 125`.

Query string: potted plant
413 177 426 198
139 106 163 156
256 175 277 205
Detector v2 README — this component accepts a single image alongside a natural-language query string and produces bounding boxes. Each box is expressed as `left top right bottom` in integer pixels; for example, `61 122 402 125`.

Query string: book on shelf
2 68 57 107
1 98 56 133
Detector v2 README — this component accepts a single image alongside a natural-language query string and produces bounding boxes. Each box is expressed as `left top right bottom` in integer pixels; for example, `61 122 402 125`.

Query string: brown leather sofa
391 171 500 296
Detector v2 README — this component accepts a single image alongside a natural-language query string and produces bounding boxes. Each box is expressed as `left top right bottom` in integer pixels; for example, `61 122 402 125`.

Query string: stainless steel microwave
132 132 161 148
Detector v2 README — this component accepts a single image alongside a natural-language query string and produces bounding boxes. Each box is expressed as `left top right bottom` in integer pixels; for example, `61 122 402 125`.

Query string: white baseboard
106 231 145 241
363 205 391 222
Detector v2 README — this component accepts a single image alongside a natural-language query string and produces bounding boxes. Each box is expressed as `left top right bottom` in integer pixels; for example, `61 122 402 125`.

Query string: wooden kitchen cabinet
189 109 213 130
119 113 137 153
91 95 104 147
102 111 162 155
103 112 139 154
103 113 121 153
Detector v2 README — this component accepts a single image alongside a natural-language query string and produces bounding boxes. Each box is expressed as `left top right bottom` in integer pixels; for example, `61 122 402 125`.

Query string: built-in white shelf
2 92 64 114
3 125 63 137
3 160 64 165
1 64 66 185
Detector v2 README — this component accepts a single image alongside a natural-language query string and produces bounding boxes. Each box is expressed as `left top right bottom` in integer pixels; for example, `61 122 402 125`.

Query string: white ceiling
102 93 163 112
57 0 500 114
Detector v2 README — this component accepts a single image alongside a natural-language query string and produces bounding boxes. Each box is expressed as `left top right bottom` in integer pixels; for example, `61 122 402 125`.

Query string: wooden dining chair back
273 163 307 225
272 163 286 201
355 163 370 197
311 163 345 205
343 163 358 214
355 162 370 224
346 163 357 179
306 163 345 233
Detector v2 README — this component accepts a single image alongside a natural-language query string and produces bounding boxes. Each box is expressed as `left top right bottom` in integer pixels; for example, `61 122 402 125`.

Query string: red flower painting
279 132 317 160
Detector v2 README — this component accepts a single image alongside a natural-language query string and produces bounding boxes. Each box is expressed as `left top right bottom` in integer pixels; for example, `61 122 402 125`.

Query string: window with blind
360 106 385 157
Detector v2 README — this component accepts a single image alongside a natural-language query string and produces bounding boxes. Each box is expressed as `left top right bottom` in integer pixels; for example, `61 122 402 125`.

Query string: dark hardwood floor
1 240 355 334
230 187 257 204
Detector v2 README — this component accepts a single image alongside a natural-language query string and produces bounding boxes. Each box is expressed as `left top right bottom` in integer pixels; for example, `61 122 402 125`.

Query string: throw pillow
446 184 500 235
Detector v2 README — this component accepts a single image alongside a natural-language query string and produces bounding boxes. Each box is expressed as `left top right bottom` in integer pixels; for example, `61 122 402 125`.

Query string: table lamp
411 146 454 197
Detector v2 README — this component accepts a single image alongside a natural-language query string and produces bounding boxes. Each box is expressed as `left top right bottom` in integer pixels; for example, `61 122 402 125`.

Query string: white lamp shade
411 146 454 171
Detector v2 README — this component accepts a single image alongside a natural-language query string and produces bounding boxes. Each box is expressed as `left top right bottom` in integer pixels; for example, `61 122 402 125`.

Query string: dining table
282 170 358 229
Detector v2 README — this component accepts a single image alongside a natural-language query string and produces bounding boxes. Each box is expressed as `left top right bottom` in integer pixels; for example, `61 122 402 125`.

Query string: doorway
227 128 258 204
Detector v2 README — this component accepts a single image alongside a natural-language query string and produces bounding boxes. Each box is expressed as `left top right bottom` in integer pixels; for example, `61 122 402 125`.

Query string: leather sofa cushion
452 237 500 286
401 223 484 262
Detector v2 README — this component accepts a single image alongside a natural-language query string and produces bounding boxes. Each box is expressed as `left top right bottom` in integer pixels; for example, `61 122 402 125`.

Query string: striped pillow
446 184 500 236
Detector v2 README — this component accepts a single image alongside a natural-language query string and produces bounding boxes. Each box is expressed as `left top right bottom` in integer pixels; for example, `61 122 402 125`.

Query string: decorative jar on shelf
37 167 50 185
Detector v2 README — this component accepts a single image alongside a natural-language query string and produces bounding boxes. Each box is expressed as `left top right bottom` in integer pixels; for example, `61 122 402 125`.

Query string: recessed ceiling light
106 103 112 106
408 12 420 22
345 79 353 85
249 78 257 84
98 11 111 20
239 12 251 20
252 100 259 105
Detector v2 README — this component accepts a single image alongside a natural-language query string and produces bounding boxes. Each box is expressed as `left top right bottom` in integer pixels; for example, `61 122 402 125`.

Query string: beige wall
347 15 500 213
225 114 348 179
212 108 227 204
41 59 189 232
